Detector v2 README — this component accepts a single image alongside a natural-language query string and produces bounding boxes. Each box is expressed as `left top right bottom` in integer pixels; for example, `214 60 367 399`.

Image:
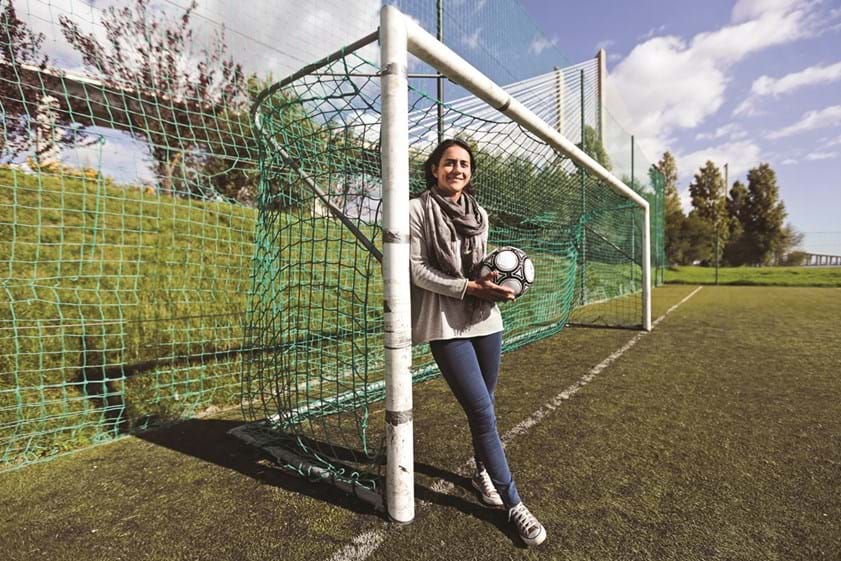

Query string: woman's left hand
466 271 516 302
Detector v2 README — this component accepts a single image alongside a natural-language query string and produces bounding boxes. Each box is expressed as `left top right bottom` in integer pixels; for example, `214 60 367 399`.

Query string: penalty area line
327 286 703 561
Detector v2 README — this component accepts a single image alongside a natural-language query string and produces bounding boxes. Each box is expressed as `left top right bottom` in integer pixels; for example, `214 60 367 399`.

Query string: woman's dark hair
423 138 476 194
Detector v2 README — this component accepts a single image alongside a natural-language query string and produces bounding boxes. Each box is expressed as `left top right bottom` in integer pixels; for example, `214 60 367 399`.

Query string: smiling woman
428 141 474 200
409 137 547 547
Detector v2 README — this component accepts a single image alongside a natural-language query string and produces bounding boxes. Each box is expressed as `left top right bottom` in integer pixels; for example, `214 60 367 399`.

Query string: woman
409 138 547 547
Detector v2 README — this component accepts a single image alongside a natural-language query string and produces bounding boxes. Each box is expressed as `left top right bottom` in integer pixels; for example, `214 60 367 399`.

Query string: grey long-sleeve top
409 197 503 345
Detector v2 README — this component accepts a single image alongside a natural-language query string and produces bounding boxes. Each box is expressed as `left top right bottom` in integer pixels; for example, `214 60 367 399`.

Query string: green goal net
239 41 663 499
0 3 663 478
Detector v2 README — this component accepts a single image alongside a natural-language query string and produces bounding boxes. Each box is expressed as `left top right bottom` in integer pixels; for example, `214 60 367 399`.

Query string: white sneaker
471 469 504 508
509 502 546 547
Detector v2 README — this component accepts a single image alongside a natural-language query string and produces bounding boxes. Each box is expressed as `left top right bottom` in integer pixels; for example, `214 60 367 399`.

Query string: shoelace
509 503 539 536
477 470 499 497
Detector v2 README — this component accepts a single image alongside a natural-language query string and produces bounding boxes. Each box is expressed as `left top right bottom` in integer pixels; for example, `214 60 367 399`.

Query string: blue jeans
429 331 521 508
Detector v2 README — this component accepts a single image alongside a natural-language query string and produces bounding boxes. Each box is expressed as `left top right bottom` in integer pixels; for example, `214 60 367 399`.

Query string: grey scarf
420 188 486 280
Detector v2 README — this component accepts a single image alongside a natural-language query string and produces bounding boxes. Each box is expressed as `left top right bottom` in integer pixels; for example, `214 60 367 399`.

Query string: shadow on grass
134 418 520 544
134 417 375 517
413 460 522 547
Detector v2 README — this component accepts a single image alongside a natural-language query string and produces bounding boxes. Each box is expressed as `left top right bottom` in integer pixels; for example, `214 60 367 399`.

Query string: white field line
326 531 386 561
328 286 703 561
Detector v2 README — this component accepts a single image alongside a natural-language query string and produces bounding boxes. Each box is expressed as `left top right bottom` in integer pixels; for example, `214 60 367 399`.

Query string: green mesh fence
1 1 663 473
1 2 258 469
241 43 661 491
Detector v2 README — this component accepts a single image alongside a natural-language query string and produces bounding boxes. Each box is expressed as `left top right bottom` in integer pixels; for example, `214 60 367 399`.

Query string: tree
658 151 686 265
688 160 728 265
723 180 750 265
681 212 715 265
582 125 611 171
59 0 247 198
773 222 804 265
0 2 81 162
742 163 787 265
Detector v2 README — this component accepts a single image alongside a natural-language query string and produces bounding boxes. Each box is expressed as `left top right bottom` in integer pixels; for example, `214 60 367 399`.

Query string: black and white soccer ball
479 246 535 299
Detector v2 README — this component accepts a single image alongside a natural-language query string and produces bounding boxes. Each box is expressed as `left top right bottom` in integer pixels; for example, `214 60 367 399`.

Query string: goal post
235 4 654 526
380 6 415 524
378 4 651 522
391 5 652 330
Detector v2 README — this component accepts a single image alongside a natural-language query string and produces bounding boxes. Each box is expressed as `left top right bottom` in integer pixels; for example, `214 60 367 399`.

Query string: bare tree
0 1 80 162
59 0 248 198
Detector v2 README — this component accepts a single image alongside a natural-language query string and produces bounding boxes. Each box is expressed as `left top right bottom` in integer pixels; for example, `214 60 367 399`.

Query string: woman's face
431 145 472 201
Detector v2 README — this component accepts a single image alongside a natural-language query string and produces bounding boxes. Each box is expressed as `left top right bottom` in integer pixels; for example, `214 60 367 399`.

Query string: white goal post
379 5 652 523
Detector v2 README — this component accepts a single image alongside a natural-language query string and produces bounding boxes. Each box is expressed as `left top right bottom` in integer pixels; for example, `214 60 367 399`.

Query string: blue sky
522 0 841 256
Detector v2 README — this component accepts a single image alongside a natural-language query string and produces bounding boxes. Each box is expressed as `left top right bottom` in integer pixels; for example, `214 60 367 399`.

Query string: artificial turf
0 284 839 560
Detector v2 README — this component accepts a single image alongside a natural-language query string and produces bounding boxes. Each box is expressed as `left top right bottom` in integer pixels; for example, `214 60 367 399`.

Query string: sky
13 0 841 256
521 0 841 256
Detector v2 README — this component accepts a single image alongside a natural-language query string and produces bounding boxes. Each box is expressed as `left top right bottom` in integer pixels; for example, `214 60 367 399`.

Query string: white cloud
595 39 615 52
768 104 841 138
638 25 667 41
13 0 107 70
754 61 841 95
824 134 841 147
61 127 156 185
463 28 482 50
696 123 748 141
609 0 821 157
199 0 381 77
529 35 558 55
805 151 838 160
781 158 799 164
733 98 762 118
731 0 812 22
735 61 841 116
27 0 381 81
449 0 488 12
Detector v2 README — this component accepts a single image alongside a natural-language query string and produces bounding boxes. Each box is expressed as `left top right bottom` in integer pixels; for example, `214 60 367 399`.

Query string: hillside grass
665 265 841 286
0 166 258 463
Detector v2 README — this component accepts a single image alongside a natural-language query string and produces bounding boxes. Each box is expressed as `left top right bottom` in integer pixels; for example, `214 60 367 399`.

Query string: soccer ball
479 246 535 299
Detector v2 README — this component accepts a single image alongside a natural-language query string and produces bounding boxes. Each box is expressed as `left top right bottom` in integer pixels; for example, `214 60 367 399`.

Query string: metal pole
579 69 587 305
596 49 606 142
554 66 563 134
631 135 635 290
436 0 444 143
717 163 727 285
380 5 414 524
642 204 652 331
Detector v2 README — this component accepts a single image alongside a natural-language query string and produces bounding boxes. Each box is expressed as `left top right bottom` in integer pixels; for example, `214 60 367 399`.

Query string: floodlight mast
379 2 653 524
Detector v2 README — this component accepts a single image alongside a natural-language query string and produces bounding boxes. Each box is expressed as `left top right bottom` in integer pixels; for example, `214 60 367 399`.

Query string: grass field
666 265 841 286
0 166 258 463
1 284 838 560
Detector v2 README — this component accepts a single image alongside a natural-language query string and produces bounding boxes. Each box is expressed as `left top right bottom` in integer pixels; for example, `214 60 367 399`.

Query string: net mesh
0 2 257 469
1 1 664 473
242 47 663 490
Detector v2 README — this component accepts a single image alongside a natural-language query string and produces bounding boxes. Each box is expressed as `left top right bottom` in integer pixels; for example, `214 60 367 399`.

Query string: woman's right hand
466 271 516 302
